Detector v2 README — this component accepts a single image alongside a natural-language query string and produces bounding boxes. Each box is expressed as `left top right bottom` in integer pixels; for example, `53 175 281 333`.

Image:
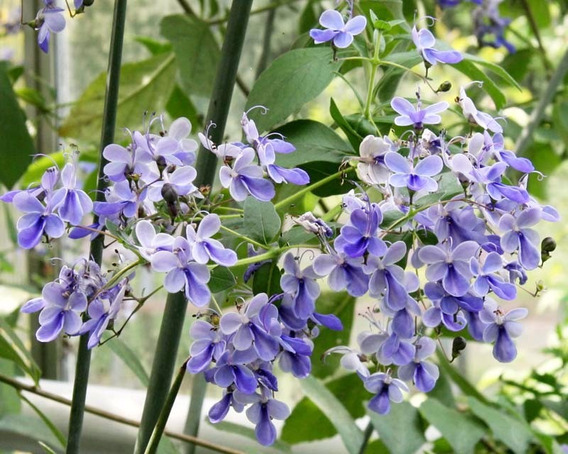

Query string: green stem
183 373 208 454
135 2 254 453
274 168 353 211
144 359 190 454
66 1 127 453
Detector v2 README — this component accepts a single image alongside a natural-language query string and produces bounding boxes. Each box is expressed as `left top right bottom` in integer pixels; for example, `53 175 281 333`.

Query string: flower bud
161 183 178 205
451 336 467 361
437 81 452 93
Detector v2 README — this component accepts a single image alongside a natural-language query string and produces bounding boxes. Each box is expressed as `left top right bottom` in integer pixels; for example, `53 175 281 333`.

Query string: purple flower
219 148 275 202
219 294 280 361
313 252 369 297
280 254 320 320
24 282 87 342
499 208 541 270
187 320 226 373
278 335 312 378
35 3 66 53
364 372 408 415
246 396 290 446
398 337 439 392
412 25 463 66
335 203 387 258
470 252 516 300
385 152 443 193
204 351 258 394
480 300 527 362
52 162 93 225
458 86 503 133
13 191 65 249
356 135 393 185
79 281 127 349
134 220 174 261
391 97 449 129
167 117 199 165
151 236 211 306
419 241 480 297
309 10 367 48
257 142 309 185
186 214 237 266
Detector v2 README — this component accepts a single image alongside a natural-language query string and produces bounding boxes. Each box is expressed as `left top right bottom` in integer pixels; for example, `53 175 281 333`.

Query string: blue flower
186 214 237 267
391 97 449 129
385 152 443 193
35 2 66 53
412 25 463 66
364 372 408 415
310 10 367 48
398 337 439 392
245 396 290 446
480 300 527 362
498 208 541 270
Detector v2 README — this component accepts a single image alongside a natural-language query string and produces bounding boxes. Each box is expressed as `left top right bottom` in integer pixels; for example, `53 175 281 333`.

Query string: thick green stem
135 2 254 453
144 359 190 454
66 1 127 453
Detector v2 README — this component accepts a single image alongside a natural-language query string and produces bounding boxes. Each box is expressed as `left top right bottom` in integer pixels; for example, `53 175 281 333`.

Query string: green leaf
38 441 58 454
0 318 41 384
106 338 150 386
312 291 355 378
59 53 176 141
468 397 533 454
542 399 568 420
525 143 561 199
451 60 506 110
436 350 489 404
300 376 364 454
243 197 281 245
208 420 292 453
252 260 282 296
419 398 485 454
330 98 363 151
462 53 521 91
0 359 21 417
160 15 220 96
165 85 202 130
135 36 173 56
369 402 426 454
299 161 354 198
281 397 336 444
282 373 368 444
0 413 63 449
246 48 342 132
274 120 354 168
209 266 237 293
21 395 67 449
0 62 36 188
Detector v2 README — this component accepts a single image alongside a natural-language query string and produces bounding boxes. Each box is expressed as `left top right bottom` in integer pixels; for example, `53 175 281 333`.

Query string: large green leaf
300 376 364 454
160 15 220 96
282 373 368 445
463 53 521 91
60 53 176 141
243 197 281 245
468 397 534 454
274 120 354 168
246 48 342 132
419 399 485 454
436 350 489 404
0 62 36 188
312 291 355 378
106 338 150 386
0 413 63 449
369 402 426 454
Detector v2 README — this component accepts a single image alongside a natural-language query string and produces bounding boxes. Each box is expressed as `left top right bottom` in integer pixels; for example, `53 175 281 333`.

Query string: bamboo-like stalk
135 1 253 452
0 373 243 454
66 1 128 452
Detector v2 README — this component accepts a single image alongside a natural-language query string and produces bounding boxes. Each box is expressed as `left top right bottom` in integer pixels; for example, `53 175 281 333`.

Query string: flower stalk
66 0 127 452
134 1 254 452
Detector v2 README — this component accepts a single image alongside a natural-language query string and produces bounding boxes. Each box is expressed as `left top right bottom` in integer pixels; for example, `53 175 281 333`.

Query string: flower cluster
315 84 557 414
0 155 92 249
192 286 341 446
